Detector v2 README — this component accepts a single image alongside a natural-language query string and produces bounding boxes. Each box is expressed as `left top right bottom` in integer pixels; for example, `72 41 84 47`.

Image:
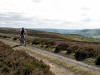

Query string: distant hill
77 29 100 39
32 28 100 40
32 28 81 34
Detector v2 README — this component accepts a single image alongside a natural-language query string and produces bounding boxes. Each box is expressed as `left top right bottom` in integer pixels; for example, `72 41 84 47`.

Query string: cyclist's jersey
21 29 24 35
20 28 26 36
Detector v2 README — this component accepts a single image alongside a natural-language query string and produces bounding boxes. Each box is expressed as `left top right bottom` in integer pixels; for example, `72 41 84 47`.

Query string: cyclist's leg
20 35 24 45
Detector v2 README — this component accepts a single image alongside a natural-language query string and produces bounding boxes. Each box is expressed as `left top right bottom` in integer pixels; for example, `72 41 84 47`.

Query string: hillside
0 28 97 42
77 29 100 40
0 28 100 75
0 41 53 75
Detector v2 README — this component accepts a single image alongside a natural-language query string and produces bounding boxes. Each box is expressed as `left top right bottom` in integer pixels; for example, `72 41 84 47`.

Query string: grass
84 58 96 64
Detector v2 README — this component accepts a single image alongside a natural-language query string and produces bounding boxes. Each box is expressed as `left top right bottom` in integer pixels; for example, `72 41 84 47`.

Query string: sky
0 0 100 29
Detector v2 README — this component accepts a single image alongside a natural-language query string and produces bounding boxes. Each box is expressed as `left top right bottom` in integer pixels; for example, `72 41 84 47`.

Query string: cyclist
20 27 27 46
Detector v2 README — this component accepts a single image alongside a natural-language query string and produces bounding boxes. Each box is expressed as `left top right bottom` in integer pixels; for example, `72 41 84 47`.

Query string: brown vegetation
0 28 100 66
28 38 100 65
0 41 54 75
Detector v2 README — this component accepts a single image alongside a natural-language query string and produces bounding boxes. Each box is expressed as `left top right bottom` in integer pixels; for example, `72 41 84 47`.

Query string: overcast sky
0 0 100 29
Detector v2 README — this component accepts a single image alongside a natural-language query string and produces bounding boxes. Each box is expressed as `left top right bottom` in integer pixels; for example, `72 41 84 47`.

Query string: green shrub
95 56 100 65
43 40 55 47
75 48 88 61
32 38 41 45
95 48 100 57
32 38 56 48
67 45 79 54
13 37 18 41
54 43 69 53
74 46 97 61
2 36 8 38
87 48 96 57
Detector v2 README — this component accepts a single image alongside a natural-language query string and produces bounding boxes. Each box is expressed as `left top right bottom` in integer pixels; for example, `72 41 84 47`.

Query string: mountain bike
20 35 26 46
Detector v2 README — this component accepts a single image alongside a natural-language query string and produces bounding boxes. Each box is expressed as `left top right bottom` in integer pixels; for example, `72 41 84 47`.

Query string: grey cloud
81 7 91 11
62 21 72 24
30 18 61 26
81 18 92 22
0 12 74 28
0 12 59 28
0 12 34 27
0 13 32 22
81 13 87 17
31 0 42 3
